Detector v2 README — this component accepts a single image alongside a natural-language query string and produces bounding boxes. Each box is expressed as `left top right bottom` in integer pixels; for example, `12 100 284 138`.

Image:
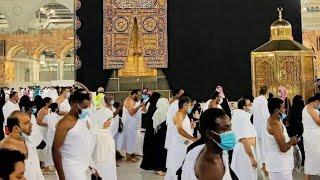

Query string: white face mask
110 100 115 105
66 92 70 98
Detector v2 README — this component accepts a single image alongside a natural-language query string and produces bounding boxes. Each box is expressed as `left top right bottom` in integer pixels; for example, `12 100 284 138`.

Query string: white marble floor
44 159 164 180
45 160 305 180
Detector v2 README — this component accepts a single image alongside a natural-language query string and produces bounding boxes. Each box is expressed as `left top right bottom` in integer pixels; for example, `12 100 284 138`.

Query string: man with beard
0 111 45 180
122 89 145 162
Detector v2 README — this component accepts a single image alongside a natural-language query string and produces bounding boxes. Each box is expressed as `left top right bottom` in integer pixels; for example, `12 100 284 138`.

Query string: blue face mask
142 95 149 100
79 108 90 119
31 107 37 115
187 107 193 114
280 113 287 121
212 131 236 151
277 110 287 122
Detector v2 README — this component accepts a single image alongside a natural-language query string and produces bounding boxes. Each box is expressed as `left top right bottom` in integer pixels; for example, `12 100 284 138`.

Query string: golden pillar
251 8 315 100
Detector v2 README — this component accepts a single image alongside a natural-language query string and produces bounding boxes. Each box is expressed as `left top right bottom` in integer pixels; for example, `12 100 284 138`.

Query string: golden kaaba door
118 18 157 77
103 0 168 71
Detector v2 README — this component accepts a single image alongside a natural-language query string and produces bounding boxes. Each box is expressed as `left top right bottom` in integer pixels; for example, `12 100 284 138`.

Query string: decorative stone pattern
303 31 320 77
3 29 74 60
0 29 74 86
254 56 277 93
103 0 168 69
252 53 315 101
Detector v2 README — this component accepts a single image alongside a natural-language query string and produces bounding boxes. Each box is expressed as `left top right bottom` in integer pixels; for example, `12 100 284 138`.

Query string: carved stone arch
33 45 57 59
58 41 74 60
6 45 28 60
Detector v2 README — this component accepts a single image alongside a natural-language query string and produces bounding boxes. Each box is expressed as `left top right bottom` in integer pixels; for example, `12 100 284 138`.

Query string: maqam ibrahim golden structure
251 8 316 100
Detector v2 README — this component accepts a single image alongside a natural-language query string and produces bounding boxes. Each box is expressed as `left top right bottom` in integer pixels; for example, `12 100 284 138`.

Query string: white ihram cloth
165 115 193 180
24 137 45 180
44 112 60 167
49 89 59 102
165 100 179 150
122 105 141 154
29 114 43 147
2 100 20 126
302 107 320 175
181 144 232 180
231 109 261 180
110 107 119 138
202 99 222 111
41 89 49 99
58 98 71 118
91 107 117 180
37 113 50 162
265 121 293 180
153 98 169 130
135 104 143 156
252 95 269 163
61 120 91 180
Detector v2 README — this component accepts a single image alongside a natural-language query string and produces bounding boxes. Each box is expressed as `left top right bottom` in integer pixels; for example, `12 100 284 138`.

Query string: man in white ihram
52 93 91 180
122 89 145 162
252 85 270 175
165 88 184 151
3 91 20 127
0 111 45 180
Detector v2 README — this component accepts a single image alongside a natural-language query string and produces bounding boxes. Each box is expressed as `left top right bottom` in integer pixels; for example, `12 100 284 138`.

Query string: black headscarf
287 95 304 137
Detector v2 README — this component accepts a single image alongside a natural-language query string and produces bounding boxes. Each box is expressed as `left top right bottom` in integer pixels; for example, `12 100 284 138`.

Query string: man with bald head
0 111 45 180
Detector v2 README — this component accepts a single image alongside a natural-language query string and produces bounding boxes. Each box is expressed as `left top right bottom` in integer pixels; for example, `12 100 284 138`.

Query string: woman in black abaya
140 92 161 171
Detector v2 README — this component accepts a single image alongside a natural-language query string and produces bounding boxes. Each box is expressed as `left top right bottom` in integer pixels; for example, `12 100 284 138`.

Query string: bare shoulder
0 138 25 153
268 119 282 134
38 108 48 115
196 151 225 179
124 98 134 108
56 96 63 103
56 115 76 130
0 137 12 149
173 112 184 124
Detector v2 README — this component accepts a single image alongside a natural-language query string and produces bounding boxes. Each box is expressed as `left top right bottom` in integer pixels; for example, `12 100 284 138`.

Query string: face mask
66 92 70 98
21 132 29 139
142 95 149 100
277 110 287 121
187 107 192 114
79 108 90 119
31 107 37 115
279 113 287 121
110 100 115 105
211 131 236 151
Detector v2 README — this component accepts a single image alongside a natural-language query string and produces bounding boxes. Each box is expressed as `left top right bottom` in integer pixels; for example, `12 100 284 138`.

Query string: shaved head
9 111 30 120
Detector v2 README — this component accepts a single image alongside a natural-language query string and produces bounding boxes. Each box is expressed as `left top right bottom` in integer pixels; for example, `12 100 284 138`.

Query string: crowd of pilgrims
0 84 319 180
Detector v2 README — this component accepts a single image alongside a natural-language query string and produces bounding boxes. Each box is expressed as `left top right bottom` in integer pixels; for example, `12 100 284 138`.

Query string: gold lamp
251 8 316 100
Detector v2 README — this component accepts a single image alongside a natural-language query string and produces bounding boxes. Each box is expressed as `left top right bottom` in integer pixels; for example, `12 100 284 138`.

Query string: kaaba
76 0 302 100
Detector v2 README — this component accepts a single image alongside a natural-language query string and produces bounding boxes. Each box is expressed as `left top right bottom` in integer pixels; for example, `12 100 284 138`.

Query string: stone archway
33 45 52 59
6 45 28 60
59 41 74 60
